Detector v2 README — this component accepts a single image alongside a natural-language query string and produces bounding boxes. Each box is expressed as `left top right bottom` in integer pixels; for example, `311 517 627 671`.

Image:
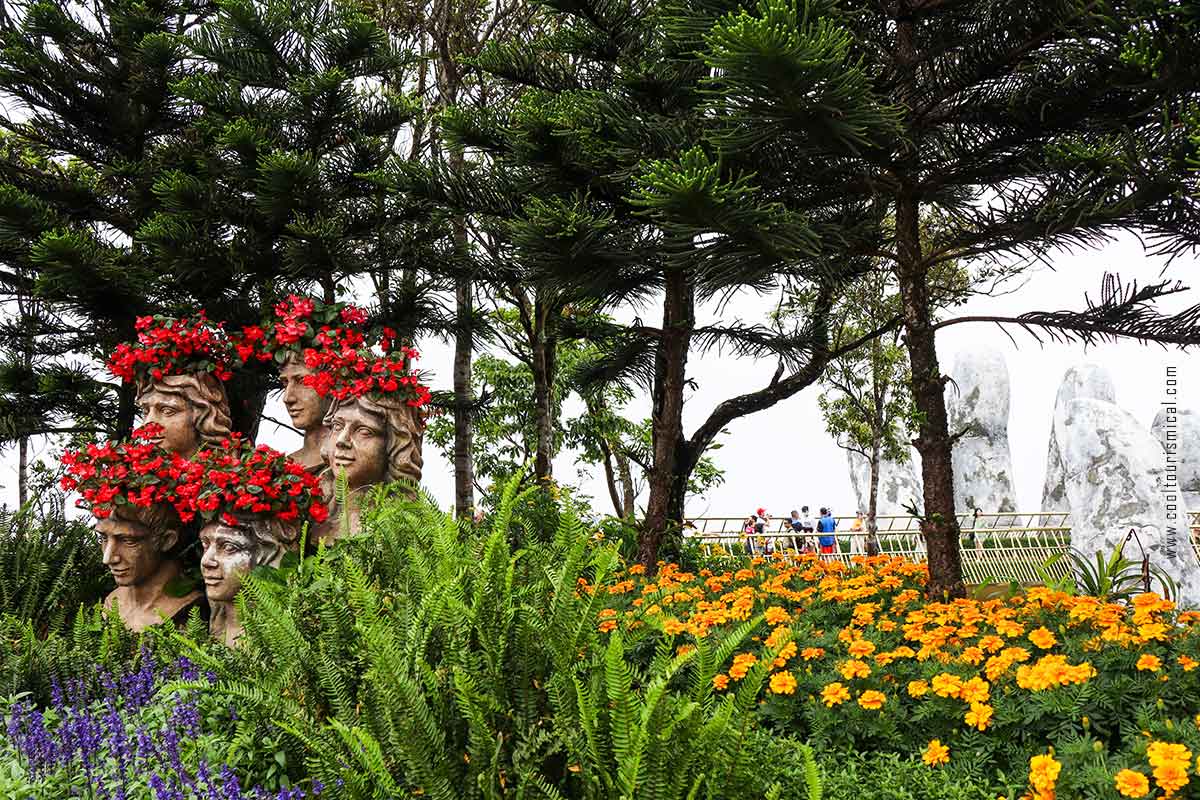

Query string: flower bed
595 555 1200 799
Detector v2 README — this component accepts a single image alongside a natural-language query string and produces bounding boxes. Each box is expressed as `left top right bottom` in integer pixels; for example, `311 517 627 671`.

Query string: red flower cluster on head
174 435 329 528
233 295 370 365
60 424 190 519
108 314 234 383
302 328 431 406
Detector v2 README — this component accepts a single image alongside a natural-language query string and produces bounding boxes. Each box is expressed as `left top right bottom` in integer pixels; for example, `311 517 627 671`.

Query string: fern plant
184 475 806 799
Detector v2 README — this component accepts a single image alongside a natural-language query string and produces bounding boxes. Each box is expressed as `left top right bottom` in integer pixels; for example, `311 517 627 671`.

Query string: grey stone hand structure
1056 397 1200 607
1041 364 1117 515
946 348 1017 517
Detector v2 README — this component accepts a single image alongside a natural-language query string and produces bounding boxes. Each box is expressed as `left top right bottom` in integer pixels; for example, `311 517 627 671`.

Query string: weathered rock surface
1041 364 1117 515
1152 407 1200 513
947 348 1017 515
846 447 924 517
1057 398 1200 608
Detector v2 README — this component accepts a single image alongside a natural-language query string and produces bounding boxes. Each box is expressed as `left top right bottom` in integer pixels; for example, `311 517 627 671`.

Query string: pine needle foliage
192 477 796 799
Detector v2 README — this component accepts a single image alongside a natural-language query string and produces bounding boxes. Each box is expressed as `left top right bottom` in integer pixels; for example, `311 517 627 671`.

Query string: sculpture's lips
202 576 222 585
333 456 355 467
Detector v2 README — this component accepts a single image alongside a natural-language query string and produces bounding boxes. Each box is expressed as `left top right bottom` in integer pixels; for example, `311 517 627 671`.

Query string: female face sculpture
96 504 202 632
322 394 423 491
136 374 233 457
97 512 177 589
279 356 329 432
198 517 286 603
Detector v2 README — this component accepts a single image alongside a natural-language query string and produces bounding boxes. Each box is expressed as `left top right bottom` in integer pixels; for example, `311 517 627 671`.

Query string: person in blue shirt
817 508 837 554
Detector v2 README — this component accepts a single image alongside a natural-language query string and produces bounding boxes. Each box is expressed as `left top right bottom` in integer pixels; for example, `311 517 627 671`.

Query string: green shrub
820 752 1007 800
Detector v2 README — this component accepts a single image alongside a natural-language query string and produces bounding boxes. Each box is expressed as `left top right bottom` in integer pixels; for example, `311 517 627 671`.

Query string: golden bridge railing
684 511 1200 585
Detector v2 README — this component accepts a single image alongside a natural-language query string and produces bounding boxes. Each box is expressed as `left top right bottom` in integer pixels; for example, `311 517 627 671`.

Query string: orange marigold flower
1152 762 1189 795
1147 742 1192 769
769 671 798 695
1028 753 1062 795
1136 654 1162 672
931 672 963 698
821 682 850 707
711 673 729 691
857 689 886 710
959 676 990 704
848 639 876 658
598 620 617 633
1029 626 1057 649
662 618 686 635
1177 655 1198 672
838 659 871 680
964 702 993 731
765 606 791 625
1114 769 1150 798
907 679 929 697
922 739 950 767
801 647 825 661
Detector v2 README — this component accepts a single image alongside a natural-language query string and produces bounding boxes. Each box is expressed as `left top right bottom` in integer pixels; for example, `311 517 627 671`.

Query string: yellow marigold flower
1029 753 1062 795
922 739 950 767
960 646 984 666
1147 742 1192 769
662 618 686 635
765 606 791 625
965 702 994 731
1028 626 1057 649
773 641 798 668
907 679 929 697
801 647 825 661
1136 654 1162 672
769 671 798 695
979 635 1005 653
959 676 991 704
1177 655 1197 672
857 689 886 710
1152 762 1189 795
821 682 850 707
712 673 729 691
931 672 964 698
1114 769 1150 798
838 659 871 680
848 639 876 658
729 652 758 680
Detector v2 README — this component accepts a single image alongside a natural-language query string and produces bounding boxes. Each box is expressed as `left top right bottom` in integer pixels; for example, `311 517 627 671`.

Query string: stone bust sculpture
316 392 424 541
200 515 294 647
278 353 330 471
136 374 233 458
97 504 205 632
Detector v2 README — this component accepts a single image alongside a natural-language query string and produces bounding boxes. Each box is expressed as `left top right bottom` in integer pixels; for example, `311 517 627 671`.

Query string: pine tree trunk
640 269 693 570
531 321 556 481
868 438 881 555
617 449 636 519
453 273 474 518
17 435 28 509
895 192 965 599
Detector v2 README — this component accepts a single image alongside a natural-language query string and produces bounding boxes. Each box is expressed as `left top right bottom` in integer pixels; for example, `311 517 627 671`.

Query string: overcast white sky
7 232 1198 521
250 232 1200 521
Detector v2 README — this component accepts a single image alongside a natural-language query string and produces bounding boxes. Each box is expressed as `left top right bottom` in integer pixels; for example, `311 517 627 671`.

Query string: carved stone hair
323 393 424 484
112 503 193 559
214 514 298 561
136 373 233 448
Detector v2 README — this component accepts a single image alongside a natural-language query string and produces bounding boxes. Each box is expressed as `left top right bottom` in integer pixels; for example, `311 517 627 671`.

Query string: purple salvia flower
219 764 245 800
177 657 199 683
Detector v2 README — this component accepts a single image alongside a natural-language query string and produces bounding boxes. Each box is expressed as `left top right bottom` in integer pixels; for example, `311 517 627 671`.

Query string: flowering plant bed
594 555 1200 799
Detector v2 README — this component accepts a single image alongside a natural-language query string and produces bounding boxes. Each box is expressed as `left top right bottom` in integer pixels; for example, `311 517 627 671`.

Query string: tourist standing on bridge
817 508 837 554
799 506 814 535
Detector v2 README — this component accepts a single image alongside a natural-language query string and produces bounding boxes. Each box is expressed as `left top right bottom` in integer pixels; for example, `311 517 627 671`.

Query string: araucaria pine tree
452 0 896 568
